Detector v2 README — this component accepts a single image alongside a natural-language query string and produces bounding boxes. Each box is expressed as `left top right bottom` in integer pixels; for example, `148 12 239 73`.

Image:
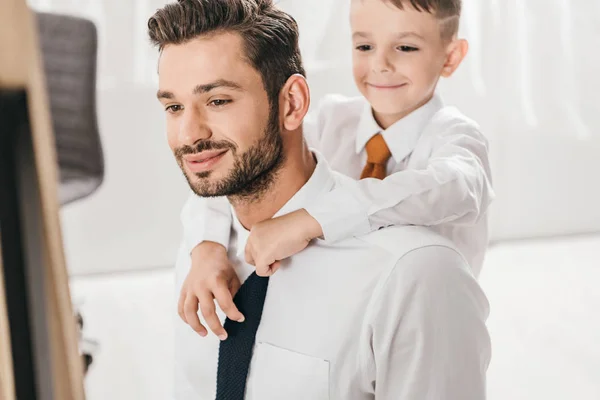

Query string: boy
178 0 494 340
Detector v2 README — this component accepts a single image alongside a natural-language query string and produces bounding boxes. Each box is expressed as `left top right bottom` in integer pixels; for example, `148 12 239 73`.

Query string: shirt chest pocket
249 342 330 400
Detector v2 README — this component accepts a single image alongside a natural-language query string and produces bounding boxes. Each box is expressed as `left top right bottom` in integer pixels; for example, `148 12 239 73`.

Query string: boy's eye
165 104 182 113
355 44 372 52
398 45 419 52
209 99 231 107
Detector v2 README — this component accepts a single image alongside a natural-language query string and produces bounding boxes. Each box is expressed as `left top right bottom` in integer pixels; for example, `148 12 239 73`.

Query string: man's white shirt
174 153 491 400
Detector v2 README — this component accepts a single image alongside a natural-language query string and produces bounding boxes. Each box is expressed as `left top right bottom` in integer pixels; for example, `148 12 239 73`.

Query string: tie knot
365 133 391 165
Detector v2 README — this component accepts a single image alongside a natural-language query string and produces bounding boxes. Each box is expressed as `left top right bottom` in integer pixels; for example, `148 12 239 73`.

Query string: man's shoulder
355 225 480 312
356 225 462 263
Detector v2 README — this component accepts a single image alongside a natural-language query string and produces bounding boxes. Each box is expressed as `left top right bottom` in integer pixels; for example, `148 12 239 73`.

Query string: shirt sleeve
362 246 491 399
304 121 495 243
180 191 232 254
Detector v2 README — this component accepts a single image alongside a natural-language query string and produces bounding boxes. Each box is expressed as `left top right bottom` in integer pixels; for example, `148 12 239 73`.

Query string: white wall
28 0 600 276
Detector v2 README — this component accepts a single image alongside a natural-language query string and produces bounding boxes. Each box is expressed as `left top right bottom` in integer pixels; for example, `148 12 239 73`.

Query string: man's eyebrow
156 90 174 100
156 79 244 101
192 79 244 95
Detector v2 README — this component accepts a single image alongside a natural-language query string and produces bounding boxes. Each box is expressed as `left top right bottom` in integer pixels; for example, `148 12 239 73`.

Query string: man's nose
178 108 211 147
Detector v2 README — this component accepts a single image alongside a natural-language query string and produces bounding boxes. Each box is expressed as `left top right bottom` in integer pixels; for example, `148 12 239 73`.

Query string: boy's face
350 0 460 124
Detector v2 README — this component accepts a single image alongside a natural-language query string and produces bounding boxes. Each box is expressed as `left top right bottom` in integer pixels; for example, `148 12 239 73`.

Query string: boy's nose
371 51 393 74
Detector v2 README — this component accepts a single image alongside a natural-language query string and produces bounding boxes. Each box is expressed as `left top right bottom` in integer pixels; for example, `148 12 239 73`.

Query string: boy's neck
372 91 435 130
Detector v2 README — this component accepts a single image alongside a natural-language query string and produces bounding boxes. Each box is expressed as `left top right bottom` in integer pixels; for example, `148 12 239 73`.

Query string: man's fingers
199 292 228 341
183 295 207 337
213 283 245 323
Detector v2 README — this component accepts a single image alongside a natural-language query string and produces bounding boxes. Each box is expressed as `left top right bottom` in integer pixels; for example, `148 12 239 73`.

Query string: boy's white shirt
180 92 495 276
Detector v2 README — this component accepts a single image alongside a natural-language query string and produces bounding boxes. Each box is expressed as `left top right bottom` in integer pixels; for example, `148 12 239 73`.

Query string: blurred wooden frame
0 0 85 399
0 240 14 400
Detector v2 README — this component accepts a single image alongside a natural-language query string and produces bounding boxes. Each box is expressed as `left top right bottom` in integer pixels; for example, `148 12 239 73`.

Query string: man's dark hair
147 0 305 107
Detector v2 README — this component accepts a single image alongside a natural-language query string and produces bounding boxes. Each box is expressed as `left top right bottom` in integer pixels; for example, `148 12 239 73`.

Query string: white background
25 0 600 399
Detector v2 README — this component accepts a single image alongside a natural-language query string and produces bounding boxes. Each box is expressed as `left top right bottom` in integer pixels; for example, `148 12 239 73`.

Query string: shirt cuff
304 189 372 243
183 211 231 255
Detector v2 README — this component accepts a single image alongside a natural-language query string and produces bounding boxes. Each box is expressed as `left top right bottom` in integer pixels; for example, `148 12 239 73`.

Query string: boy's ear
441 38 468 78
280 74 310 132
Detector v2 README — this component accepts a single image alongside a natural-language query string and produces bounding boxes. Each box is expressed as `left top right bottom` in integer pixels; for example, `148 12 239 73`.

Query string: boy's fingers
256 255 278 277
184 295 207 337
178 289 187 323
213 283 244 323
230 277 241 298
244 242 255 266
199 292 227 341
255 262 271 277
270 260 282 275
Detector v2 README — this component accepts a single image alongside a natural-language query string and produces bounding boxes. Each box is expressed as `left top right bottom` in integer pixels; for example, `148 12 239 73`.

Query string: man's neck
229 141 316 230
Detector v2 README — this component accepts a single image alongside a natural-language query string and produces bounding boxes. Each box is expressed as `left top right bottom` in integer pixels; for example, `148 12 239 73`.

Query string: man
149 0 490 399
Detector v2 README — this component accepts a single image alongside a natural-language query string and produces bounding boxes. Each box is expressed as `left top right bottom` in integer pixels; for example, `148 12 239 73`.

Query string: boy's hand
178 241 245 340
245 209 323 276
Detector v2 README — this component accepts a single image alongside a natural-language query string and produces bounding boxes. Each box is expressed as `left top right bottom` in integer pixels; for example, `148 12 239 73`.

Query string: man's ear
280 74 310 131
440 38 468 78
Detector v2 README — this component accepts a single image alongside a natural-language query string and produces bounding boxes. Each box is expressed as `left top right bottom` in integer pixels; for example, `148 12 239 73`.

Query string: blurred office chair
36 12 104 206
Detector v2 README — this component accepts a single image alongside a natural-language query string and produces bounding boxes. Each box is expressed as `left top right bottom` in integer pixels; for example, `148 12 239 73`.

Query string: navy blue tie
215 272 269 400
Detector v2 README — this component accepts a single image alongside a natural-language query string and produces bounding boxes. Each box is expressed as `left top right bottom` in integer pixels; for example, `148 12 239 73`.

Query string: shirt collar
231 151 336 258
355 93 444 163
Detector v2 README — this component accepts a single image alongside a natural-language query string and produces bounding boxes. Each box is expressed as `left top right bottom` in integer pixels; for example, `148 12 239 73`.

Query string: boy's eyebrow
352 32 371 40
156 79 243 100
352 31 425 40
395 32 425 40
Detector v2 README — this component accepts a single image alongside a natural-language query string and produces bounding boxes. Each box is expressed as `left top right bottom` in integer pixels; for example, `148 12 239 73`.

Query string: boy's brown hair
387 0 462 40
147 0 305 109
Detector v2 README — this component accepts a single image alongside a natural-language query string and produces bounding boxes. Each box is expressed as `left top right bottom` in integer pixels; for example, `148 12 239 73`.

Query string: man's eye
398 45 419 52
355 45 372 52
210 99 231 107
165 105 182 113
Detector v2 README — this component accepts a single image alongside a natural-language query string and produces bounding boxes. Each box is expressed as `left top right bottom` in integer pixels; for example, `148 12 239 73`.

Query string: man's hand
178 241 244 340
245 209 323 276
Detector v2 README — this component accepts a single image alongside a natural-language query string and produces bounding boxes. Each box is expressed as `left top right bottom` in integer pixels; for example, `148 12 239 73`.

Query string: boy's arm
180 192 232 254
364 247 490 399
179 193 244 340
304 121 495 242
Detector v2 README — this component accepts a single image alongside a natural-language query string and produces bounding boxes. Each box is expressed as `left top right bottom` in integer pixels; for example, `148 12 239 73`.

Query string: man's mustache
174 140 237 158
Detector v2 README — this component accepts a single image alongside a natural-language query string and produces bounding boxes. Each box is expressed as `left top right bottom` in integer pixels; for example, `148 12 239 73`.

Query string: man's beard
174 105 285 202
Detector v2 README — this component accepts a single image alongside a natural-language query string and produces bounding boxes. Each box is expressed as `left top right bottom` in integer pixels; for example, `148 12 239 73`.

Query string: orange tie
360 133 391 180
